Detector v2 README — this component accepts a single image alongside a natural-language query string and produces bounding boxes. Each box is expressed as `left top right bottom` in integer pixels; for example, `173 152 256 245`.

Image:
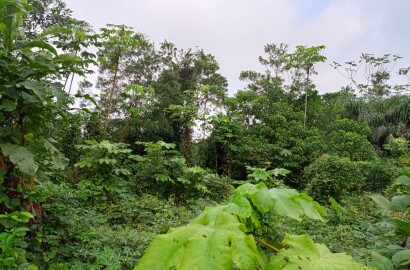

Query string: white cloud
65 0 410 94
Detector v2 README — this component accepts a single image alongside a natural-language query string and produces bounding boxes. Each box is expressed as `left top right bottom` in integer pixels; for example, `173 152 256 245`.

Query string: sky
64 0 410 95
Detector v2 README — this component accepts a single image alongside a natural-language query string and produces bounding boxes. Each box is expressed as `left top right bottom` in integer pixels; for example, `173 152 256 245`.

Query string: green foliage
286 193 393 261
0 143 38 176
0 211 37 269
384 137 410 166
2 1 410 268
303 154 366 201
0 1 88 266
361 158 401 191
34 177 208 269
369 173 410 269
75 140 132 178
132 141 232 202
332 53 403 99
245 166 290 187
135 211 263 270
268 234 367 270
325 118 376 161
134 183 381 270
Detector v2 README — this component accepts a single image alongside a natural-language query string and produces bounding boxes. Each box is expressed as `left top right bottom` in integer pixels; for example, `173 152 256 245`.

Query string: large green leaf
269 188 326 221
250 183 273 213
0 143 38 176
392 249 410 267
0 99 16 111
15 40 58 55
370 194 393 212
195 183 326 225
391 195 410 212
394 219 410 236
134 212 263 270
367 252 395 270
267 235 367 270
397 175 410 186
17 81 47 102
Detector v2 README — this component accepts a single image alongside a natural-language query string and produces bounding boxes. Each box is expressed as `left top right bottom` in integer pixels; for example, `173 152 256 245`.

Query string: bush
303 154 366 201
132 141 233 202
361 158 401 191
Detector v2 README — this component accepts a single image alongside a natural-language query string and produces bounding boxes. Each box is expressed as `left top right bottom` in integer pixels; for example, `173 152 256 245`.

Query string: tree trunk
102 54 120 138
304 67 311 128
182 125 192 166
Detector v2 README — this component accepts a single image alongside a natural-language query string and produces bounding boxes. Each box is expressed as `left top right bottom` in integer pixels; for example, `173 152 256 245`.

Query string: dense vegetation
0 0 409 269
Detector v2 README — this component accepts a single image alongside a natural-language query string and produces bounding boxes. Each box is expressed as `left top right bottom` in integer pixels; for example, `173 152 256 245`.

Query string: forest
0 0 409 269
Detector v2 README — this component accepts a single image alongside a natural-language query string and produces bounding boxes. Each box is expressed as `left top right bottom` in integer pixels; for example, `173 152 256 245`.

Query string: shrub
361 158 401 191
303 154 366 201
132 141 233 202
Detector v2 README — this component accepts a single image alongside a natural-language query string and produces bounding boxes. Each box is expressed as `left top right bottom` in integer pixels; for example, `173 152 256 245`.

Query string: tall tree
96 24 139 138
285 45 326 127
0 1 87 265
154 42 228 164
23 0 85 37
332 53 405 99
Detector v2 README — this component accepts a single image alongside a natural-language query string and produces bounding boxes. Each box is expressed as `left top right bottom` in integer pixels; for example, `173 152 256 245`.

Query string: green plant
132 141 232 202
369 173 410 269
303 154 366 201
362 158 401 191
0 0 86 266
74 140 133 206
245 166 290 187
384 137 410 166
0 211 37 269
134 182 371 269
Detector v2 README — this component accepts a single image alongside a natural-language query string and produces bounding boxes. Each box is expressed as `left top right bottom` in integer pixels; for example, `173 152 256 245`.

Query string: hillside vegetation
0 1 409 269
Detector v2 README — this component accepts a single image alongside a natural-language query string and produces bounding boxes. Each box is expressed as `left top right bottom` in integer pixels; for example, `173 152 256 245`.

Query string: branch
255 238 281 253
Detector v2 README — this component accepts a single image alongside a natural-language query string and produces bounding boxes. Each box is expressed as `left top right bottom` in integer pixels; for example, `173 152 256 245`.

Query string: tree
0 0 86 266
285 45 326 127
22 0 86 37
154 42 228 165
239 43 288 102
96 24 139 137
332 53 406 99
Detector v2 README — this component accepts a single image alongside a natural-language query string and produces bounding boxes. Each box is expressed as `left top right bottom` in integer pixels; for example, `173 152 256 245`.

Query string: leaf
98 157 117 165
38 26 72 38
75 92 99 107
370 194 393 212
391 195 410 212
392 249 410 267
17 81 47 102
271 168 291 177
113 168 131 176
155 173 172 183
250 183 273 214
134 212 263 270
54 53 83 64
15 40 57 55
194 183 325 226
397 175 410 186
367 252 395 270
51 156 69 170
269 188 326 221
249 168 271 181
0 143 38 176
235 183 259 196
0 99 16 111
228 192 253 218
394 219 410 236
267 235 367 270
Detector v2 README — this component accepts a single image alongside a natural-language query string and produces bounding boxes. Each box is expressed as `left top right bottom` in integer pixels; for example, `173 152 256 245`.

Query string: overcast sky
64 0 410 95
